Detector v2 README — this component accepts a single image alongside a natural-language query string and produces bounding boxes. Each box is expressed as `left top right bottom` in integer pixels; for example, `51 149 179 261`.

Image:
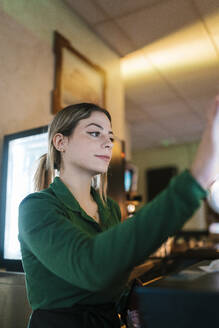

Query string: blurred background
0 1 219 326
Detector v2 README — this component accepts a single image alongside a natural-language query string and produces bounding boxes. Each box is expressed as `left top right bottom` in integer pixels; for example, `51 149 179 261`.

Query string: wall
132 142 207 230
0 0 126 164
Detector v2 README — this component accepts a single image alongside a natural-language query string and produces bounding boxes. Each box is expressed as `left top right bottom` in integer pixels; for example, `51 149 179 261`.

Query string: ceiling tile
122 54 193 117
125 75 183 108
131 121 170 140
187 95 215 120
195 1 219 51
158 60 219 102
144 19 218 68
130 120 175 150
194 0 219 17
125 98 151 123
64 0 108 24
143 21 219 108
131 136 160 150
94 0 159 18
93 21 134 55
145 101 190 120
157 112 203 136
115 0 198 49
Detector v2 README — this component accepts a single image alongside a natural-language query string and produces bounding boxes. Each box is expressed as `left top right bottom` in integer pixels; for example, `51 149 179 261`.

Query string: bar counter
135 260 219 328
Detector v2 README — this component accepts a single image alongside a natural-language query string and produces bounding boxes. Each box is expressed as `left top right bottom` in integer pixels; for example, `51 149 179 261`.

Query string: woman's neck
59 167 93 204
59 167 100 223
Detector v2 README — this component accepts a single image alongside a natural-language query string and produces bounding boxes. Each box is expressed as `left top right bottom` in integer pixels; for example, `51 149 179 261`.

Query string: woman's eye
110 137 115 143
88 131 100 137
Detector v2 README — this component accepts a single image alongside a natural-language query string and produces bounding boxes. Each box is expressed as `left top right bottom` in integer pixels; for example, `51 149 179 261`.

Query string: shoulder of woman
18 188 67 233
19 187 59 211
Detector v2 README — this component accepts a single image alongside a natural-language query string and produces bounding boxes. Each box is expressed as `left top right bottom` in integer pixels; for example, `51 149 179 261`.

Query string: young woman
19 97 219 328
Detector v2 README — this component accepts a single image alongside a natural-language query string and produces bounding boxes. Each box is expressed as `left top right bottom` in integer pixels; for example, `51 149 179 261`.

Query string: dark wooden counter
134 260 219 328
149 260 219 292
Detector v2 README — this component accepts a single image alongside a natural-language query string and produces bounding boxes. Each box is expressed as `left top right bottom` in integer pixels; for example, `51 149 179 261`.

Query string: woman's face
60 111 114 176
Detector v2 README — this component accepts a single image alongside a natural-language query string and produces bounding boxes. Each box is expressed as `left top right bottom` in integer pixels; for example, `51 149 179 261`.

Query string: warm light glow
146 35 216 71
121 12 219 78
121 53 152 77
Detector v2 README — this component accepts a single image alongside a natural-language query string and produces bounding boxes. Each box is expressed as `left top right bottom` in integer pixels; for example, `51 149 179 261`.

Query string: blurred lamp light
127 204 136 214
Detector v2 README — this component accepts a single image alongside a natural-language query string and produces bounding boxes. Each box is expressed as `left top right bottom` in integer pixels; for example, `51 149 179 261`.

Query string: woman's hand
190 95 219 190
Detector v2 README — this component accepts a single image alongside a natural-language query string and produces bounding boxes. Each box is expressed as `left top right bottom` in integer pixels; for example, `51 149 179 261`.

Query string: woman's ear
53 133 67 152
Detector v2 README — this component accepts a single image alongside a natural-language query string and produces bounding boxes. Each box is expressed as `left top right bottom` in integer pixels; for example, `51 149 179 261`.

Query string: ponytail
92 172 108 204
100 173 108 203
34 153 53 191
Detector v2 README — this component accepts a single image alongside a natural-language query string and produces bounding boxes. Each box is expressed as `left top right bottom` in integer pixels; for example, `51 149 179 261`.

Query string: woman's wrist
189 167 209 191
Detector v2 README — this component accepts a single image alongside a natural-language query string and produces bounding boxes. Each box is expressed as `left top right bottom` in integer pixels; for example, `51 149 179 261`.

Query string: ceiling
64 0 219 150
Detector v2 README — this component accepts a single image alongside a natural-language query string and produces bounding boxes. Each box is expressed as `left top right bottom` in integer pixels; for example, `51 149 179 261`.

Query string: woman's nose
102 136 113 149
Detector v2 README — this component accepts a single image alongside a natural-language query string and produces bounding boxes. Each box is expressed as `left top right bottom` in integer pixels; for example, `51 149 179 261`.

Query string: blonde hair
34 103 112 203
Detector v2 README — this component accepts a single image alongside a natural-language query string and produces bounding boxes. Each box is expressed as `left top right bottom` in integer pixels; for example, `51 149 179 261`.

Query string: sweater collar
50 177 81 212
49 177 109 226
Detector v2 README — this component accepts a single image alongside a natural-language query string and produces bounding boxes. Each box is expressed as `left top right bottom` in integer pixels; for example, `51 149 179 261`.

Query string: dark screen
146 166 178 202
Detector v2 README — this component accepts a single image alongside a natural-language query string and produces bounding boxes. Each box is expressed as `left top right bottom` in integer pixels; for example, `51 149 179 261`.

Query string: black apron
28 303 121 328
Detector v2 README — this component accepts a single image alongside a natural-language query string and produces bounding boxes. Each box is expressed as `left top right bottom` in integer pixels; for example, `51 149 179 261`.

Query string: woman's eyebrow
85 123 113 134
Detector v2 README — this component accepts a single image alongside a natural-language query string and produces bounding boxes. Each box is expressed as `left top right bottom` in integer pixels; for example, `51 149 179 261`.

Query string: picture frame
52 31 106 114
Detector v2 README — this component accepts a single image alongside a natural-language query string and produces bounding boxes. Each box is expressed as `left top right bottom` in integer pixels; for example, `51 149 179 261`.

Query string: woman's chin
91 167 108 176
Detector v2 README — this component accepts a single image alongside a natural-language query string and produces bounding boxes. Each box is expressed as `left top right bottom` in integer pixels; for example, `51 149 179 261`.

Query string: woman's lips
95 155 111 162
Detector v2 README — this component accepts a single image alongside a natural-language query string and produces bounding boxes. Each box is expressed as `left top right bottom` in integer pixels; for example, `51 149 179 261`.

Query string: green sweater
18 170 206 311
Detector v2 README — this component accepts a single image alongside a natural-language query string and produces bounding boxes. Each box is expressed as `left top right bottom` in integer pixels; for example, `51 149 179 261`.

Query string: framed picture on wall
52 31 106 114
